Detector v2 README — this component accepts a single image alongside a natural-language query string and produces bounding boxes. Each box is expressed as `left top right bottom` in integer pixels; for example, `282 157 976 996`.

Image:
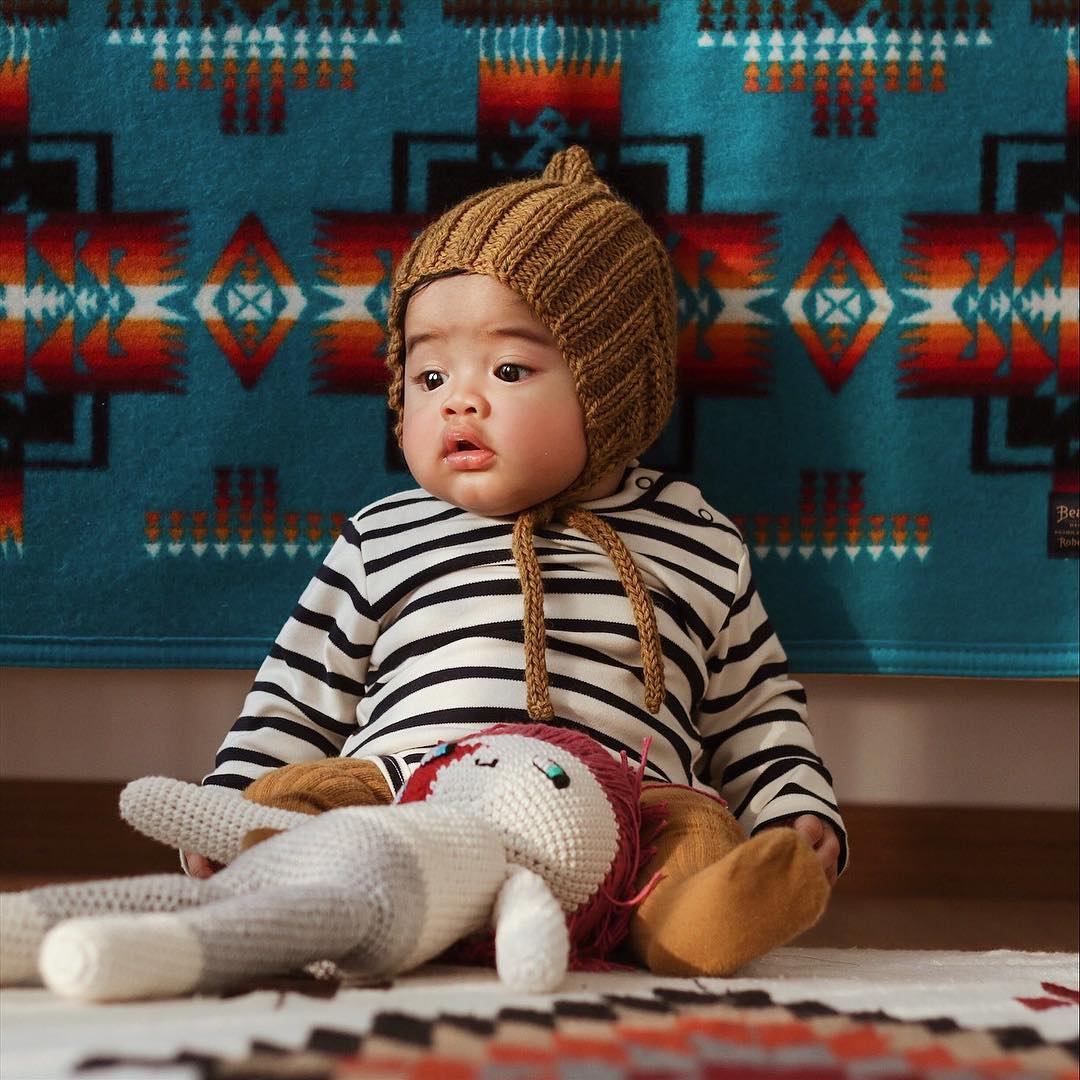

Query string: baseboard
1 779 179 877
1 780 1076 900
836 804 1078 900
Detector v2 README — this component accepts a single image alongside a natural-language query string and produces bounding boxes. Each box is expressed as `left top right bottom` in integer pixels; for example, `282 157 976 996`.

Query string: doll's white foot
40 915 204 1001
0 893 48 985
493 868 568 993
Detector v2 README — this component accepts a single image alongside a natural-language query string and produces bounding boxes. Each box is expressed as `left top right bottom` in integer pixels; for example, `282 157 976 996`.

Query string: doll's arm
491 865 569 993
120 777 311 865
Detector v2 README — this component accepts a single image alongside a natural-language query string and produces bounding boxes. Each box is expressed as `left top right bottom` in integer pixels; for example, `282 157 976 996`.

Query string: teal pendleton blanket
1 1 1077 677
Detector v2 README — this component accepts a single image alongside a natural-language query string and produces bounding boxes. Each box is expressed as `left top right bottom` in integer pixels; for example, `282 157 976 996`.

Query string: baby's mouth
444 430 489 453
443 431 495 469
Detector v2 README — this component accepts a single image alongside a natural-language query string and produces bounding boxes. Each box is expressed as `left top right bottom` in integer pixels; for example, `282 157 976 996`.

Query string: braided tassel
511 509 555 720
564 508 666 714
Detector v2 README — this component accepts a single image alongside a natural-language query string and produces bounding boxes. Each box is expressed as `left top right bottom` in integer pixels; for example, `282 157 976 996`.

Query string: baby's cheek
518 408 587 473
400 408 433 473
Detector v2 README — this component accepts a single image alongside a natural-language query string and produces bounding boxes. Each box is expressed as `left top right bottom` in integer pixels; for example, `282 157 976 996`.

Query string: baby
188 147 845 976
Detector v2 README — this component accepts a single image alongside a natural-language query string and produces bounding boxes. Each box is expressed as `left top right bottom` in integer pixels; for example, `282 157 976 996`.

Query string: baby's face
400 274 589 517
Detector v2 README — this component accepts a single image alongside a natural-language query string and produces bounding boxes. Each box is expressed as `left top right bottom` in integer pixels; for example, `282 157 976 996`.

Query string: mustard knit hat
385 147 678 720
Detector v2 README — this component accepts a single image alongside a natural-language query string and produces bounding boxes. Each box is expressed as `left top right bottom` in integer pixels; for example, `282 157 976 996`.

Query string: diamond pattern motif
196 214 305 389
783 217 893 393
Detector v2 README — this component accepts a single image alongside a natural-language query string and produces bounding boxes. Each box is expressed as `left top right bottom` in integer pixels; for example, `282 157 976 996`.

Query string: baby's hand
181 851 222 879
763 815 840 886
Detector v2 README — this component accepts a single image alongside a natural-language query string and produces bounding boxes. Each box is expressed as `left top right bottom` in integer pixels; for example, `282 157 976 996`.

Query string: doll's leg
1 874 203 985
38 883 378 1002
628 787 829 977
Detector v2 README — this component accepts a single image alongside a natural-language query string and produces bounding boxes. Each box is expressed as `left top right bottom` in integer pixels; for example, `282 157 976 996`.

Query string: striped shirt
207 465 847 869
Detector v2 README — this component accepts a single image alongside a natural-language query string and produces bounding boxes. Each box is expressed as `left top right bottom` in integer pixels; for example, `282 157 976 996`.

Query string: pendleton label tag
1048 491 1080 558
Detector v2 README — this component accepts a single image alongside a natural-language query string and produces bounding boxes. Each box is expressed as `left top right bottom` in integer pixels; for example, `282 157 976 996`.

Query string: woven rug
0 2 1077 676
0 949 1077 1080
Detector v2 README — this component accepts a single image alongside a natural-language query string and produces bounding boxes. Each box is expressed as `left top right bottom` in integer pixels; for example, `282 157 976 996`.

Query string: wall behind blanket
1 0 1077 678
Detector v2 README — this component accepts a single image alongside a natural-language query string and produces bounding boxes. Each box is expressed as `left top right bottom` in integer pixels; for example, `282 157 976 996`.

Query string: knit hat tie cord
513 504 666 722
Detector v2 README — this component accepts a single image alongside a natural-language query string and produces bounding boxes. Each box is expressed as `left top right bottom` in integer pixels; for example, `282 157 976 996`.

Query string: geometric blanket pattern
1 1 1077 676
73 985 1080 1080
2 952 1071 1080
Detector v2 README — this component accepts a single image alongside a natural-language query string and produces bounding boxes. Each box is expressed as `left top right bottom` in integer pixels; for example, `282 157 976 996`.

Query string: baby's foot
632 828 830 977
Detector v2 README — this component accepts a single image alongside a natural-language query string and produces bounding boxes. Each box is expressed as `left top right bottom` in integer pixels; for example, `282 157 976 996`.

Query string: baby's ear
119 777 311 865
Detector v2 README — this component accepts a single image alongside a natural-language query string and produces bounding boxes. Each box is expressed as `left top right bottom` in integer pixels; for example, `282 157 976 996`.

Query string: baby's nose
441 383 488 416
441 397 478 416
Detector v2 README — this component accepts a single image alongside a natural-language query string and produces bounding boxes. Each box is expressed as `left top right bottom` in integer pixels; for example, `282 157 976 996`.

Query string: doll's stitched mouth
474 755 499 767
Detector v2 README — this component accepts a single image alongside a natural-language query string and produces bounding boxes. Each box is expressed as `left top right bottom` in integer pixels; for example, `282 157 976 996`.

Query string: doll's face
401 275 615 517
413 732 620 912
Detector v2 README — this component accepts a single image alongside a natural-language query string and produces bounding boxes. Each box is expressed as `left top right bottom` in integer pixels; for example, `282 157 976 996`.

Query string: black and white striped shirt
207 466 846 869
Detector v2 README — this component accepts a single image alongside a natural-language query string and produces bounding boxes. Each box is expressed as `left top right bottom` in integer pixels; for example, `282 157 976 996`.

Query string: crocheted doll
0 725 661 1001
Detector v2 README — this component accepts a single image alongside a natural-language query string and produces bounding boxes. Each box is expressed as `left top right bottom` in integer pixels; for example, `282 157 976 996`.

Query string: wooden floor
3 875 1076 953
796 894 1079 951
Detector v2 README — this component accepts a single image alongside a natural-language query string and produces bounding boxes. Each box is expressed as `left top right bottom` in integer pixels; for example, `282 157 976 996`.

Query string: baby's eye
416 370 445 392
495 362 529 383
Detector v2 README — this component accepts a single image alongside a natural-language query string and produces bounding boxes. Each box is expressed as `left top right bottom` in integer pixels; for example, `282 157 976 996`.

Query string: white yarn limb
119 777 311 864
40 914 204 1002
492 865 569 993
1 875 203 987
0 893 48 985
38 814 506 1002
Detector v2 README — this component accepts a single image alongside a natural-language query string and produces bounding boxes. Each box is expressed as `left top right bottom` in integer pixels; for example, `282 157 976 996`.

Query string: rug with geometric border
1 949 1076 1080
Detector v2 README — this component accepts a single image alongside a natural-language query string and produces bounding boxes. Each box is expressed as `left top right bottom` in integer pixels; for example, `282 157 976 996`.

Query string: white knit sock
39 914 204 1002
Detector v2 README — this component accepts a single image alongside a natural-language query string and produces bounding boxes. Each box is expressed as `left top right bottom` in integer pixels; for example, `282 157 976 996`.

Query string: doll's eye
420 741 455 766
532 757 570 789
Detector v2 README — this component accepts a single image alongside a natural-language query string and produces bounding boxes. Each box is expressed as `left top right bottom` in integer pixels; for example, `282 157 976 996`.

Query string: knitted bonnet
385 147 678 720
